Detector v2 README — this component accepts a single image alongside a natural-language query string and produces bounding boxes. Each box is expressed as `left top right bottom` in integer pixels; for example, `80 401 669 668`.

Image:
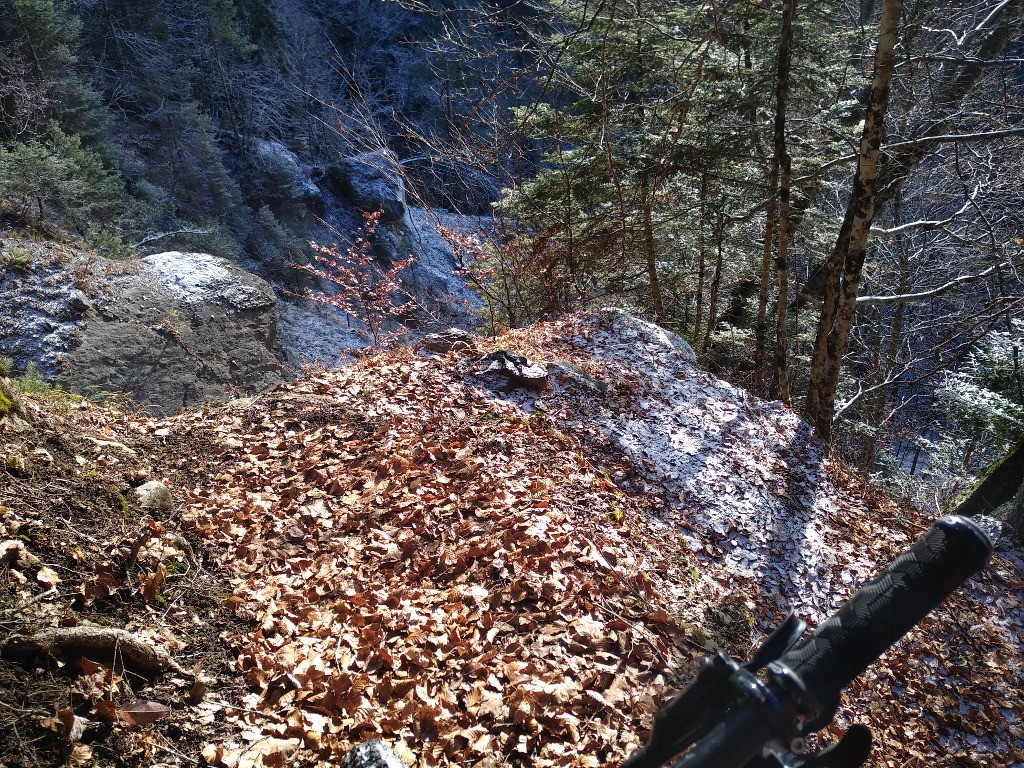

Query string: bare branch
856 262 1008 306
131 229 213 250
871 186 979 236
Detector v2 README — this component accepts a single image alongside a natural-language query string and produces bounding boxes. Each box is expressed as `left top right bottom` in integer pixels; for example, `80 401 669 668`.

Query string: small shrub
17 362 48 394
159 308 187 344
292 211 416 347
88 226 136 261
1 245 33 272
0 356 13 377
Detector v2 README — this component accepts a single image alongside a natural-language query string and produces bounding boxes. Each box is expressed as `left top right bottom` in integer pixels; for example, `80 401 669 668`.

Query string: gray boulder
421 328 479 354
326 150 406 224
549 360 608 396
57 251 283 413
255 139 324 217
134 480 174 512
598 307 697 364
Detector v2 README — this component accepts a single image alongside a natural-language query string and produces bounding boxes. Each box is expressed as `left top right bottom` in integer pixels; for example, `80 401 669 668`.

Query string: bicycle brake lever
744 612 807 672
792 725 871 768
620 654 739 768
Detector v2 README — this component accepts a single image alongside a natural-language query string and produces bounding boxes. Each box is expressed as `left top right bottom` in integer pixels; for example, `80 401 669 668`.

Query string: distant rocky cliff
0 152 485 413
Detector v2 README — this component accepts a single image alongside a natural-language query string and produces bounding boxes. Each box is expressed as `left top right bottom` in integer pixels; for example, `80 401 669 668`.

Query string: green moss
164 560 188 576
1 245 33 272
113 489 136 522
680 622 709 647
0 389 13 415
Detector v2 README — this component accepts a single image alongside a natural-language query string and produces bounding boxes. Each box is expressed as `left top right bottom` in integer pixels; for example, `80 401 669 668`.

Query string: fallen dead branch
1 626 186 675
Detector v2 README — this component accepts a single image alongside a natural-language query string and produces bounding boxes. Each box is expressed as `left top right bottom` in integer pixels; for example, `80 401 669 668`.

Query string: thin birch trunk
804 0 901 439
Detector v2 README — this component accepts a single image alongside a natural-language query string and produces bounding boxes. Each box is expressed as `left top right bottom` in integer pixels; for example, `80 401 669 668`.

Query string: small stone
68 290 91 312
134 480 174 511
340 740 412 768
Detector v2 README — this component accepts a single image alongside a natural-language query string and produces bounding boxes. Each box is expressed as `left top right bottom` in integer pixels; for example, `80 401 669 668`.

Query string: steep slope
0 311 1020 768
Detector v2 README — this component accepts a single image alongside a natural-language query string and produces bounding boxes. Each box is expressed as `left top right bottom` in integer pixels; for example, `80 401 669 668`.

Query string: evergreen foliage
0 126 123 223
502 0 854 330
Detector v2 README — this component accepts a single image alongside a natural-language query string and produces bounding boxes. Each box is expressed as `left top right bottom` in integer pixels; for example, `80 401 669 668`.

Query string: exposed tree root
1 626 186 675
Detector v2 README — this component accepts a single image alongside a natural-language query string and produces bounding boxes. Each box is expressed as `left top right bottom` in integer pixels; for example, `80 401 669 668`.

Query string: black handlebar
622 516 995 768
775 516 993 724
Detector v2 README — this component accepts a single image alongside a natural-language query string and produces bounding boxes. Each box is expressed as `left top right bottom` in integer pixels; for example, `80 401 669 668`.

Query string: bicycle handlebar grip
778 516 993 720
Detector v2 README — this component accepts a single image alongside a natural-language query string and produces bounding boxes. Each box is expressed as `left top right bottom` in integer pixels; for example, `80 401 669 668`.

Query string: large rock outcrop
54 251 283 413
297 152 483 345
323 149 407 224
1 240 284 413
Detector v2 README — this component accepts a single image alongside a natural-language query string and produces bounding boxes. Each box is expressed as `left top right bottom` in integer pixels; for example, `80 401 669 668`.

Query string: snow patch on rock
276 297 370 368
143 252 275 310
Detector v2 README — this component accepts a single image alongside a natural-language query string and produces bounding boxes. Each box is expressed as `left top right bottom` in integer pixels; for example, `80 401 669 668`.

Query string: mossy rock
0 377 28 420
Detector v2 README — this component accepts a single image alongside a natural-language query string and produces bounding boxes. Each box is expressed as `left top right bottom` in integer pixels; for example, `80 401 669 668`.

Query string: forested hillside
2 0 1022 515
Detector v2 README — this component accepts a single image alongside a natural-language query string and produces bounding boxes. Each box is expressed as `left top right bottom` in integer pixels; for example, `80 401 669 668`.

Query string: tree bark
770 0 795 403
950 438 1024 528
1007 474 1024 540
773 154 791 402
873 0 1023 213
803 0 901 440
754 171 777 393
642 182 665 322
702 211 725 352
694 174 708 339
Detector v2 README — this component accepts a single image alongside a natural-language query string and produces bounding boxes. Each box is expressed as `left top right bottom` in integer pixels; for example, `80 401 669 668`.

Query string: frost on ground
480 309 1024 762
491 309 896 623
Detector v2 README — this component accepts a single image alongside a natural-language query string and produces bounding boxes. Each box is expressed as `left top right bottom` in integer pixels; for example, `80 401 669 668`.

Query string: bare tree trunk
754 176 777 393
642 188 665 322
702 211 725 353
694 175 708 339
1007 476 1024 540
773 156 792 402
953 439 1024 530
804 0 901 440
770 0 795 403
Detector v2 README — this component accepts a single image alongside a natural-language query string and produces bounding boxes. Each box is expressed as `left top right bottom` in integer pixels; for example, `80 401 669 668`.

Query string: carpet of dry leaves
1 311 1021 768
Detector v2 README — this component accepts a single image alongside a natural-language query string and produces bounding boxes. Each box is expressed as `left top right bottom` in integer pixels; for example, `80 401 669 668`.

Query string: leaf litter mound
2 309 1021 768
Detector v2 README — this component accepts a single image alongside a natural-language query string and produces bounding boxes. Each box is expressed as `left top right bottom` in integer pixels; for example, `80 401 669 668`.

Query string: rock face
0 240 91 378
316 152 482 333
402 208 482 330
57 251 283 413
325 149 407 224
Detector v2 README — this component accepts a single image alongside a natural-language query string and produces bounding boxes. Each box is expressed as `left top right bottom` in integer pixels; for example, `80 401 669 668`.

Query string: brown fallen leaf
36 565 61 586
141 562 167 604
117 699 171 727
